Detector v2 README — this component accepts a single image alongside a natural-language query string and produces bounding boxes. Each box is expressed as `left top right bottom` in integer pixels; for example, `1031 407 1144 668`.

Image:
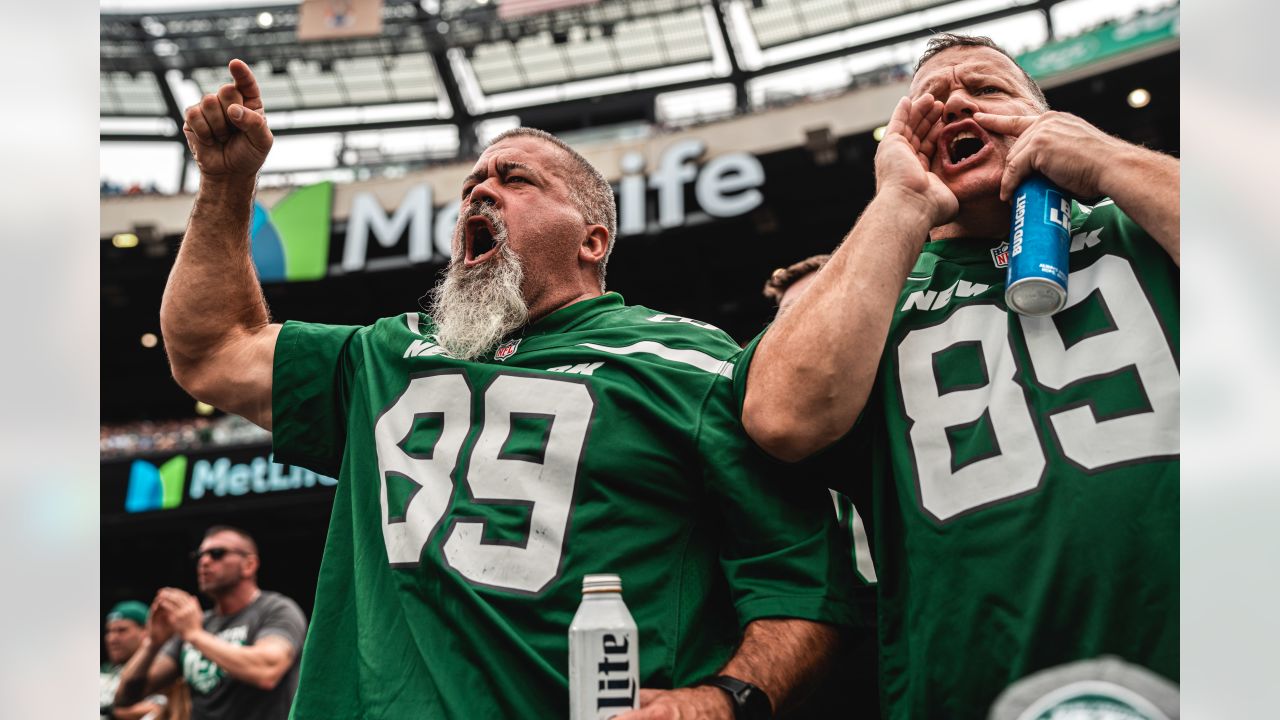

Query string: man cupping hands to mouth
742 33 1179 719
913 36 1179 255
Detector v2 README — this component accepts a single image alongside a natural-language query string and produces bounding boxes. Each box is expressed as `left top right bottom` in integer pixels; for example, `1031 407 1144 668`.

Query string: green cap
105 600 148 627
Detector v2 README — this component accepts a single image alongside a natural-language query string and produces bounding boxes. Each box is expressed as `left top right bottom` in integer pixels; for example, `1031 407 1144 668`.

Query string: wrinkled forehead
106 619 140 632
910 45 1024 97
472 136 572 181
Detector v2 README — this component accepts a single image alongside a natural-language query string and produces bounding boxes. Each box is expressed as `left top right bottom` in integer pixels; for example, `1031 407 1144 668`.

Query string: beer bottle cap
582 574 623 593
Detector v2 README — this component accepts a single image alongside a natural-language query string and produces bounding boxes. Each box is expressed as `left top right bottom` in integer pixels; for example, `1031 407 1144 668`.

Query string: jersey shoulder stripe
601 305 742 353
577 340 735 378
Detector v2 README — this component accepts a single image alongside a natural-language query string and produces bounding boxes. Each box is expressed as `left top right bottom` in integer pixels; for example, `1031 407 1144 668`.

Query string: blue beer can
1005 173 1071 316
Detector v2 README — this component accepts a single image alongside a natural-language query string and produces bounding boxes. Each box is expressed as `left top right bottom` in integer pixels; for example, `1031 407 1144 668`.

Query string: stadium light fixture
195 401 216 416
112 233 139 248
140 16 166 38
257 12 275 29
872 125 887 142
1127 88 1150 109
140 333 158 349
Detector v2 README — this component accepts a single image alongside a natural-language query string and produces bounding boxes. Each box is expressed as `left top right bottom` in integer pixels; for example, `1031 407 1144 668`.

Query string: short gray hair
486 127 618 290
914 33 1049 110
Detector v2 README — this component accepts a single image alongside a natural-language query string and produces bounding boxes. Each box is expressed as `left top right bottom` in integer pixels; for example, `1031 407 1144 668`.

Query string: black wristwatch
700 675 773 720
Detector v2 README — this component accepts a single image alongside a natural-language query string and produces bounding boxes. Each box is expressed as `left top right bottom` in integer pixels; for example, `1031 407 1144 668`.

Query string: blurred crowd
101 415 271 459
102 527 307 720
102 179 163 197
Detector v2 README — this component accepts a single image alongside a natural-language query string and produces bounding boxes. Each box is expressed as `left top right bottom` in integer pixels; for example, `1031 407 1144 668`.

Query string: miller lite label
569 574 639 719
1005 173 1071 317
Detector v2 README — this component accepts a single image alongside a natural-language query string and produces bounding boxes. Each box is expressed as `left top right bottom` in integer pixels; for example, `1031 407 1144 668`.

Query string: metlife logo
125 455 189 513
122 451 336 513
250 181 334 282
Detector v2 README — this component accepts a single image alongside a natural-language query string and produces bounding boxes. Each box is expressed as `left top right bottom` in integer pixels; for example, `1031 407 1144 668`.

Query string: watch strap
699 675 773 720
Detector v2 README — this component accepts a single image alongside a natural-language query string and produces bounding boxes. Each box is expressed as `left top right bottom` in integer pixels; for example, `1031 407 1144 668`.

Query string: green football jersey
272 292 856 719
741 201 1178 718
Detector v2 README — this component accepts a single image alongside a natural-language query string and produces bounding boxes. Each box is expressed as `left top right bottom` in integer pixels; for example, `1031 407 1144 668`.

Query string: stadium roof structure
102 0 1072 166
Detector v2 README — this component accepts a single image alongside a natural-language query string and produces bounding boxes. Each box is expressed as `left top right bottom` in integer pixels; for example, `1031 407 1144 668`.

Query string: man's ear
579 224 610 265
243 553 260 580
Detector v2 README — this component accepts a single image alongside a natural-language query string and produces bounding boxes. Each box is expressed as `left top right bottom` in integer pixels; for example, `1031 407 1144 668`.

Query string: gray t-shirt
161 590 308 720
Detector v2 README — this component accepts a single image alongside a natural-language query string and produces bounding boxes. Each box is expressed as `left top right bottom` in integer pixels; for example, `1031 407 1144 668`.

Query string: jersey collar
920 237 1007 266
521 292 625 340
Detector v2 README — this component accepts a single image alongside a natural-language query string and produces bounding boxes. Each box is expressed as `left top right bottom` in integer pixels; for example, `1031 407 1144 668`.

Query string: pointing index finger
973 111 1034 136
228 59 264 112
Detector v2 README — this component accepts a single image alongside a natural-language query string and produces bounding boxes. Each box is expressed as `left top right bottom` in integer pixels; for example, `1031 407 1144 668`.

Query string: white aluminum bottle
569 574 639 719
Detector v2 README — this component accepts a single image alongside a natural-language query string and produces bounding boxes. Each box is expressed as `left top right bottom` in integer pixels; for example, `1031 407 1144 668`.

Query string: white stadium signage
340 139 765 273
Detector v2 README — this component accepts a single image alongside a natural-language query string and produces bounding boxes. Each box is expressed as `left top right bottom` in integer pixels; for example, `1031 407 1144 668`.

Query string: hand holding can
1005 173 1071 317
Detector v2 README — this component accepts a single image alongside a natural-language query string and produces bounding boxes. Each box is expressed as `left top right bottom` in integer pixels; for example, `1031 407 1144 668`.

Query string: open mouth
950 135 985 164
939 120 994 172
464 215 500 266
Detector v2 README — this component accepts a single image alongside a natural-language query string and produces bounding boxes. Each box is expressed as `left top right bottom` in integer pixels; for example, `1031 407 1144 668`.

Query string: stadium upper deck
102 0 1177 190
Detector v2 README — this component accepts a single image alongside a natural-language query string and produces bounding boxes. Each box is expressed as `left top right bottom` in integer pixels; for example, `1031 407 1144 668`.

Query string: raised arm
743 94 956 461
114 596 182 707
976 110 1180 264
618 619 841 719
160 58 280 429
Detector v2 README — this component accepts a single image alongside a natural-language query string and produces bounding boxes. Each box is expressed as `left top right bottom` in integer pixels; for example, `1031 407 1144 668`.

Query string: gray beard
427 241 528 361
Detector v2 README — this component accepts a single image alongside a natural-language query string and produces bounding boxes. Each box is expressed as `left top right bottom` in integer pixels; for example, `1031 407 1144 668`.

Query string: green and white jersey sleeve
272 292 856 720
739 201 1179 719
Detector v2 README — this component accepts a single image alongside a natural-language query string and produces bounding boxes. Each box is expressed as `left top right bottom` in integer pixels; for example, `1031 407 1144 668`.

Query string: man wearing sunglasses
115 525 308 720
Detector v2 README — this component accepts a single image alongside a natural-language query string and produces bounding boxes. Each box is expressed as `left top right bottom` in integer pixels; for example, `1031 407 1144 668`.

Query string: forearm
183 630 290 690
110 700 164 720
1098 145 1179 264
744 190 931 460
160 177 271 381
115 637 162 707
719 619 841 716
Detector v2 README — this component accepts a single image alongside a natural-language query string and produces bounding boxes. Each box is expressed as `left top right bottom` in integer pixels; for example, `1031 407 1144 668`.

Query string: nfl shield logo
990 241 1009 268
495 338 521 361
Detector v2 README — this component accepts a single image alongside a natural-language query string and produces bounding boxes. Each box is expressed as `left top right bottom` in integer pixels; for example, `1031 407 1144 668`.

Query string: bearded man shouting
159 59 856 720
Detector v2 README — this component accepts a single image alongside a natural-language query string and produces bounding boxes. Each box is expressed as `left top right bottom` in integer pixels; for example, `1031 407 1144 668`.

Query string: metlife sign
105 446 336 518
187 454 336 501
338 138 765 274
